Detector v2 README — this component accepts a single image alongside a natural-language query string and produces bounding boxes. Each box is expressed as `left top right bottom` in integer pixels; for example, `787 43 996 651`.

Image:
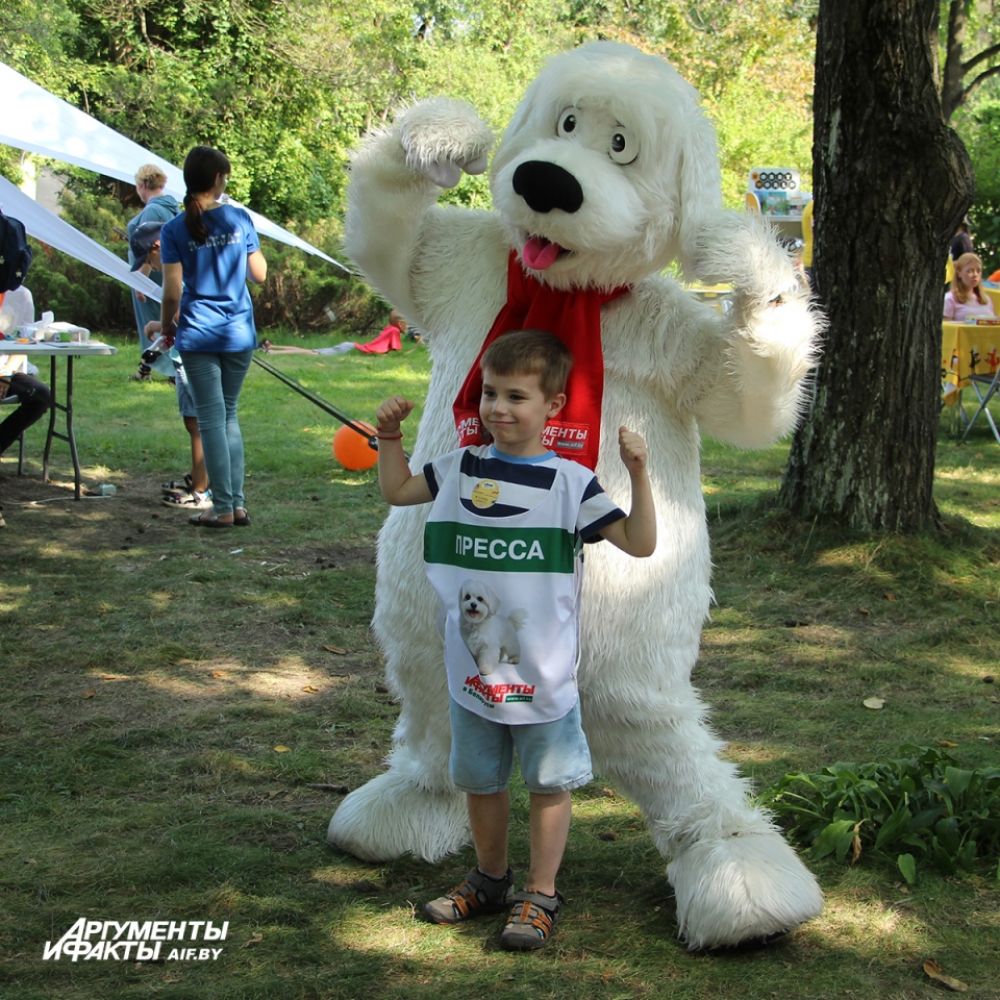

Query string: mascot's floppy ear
676 98 723 282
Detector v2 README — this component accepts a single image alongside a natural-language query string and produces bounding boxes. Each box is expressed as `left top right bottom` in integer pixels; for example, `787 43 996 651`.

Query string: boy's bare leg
184 416 209 494
525 791 571 895
468 790 510 877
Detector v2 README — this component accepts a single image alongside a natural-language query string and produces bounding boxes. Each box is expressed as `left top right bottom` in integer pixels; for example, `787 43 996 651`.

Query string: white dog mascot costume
328 41 824 949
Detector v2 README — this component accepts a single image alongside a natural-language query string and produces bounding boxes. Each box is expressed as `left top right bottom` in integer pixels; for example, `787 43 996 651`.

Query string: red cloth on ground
355 323 402 354
453 251 629 470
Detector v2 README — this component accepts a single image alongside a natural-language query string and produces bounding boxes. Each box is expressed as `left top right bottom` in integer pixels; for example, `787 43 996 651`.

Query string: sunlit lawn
1 332 996 999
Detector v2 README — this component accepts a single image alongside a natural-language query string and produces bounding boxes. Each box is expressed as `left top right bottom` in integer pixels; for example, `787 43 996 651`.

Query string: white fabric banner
1 61 349 272
0 175 164 302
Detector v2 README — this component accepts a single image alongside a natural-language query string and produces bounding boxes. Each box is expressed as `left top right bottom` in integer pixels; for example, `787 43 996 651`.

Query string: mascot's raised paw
399 97 494 188
690 211 803 306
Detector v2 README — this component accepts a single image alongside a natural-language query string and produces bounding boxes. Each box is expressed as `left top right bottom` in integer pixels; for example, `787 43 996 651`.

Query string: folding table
0 340 118 497
941 321 1000 443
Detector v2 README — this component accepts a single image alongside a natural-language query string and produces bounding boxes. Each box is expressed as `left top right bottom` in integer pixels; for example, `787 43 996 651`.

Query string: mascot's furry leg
327 505 470 863
584 688 823 950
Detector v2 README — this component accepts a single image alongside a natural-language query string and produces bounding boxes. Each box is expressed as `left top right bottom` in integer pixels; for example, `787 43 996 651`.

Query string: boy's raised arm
598 426 657 558
375 396 433 506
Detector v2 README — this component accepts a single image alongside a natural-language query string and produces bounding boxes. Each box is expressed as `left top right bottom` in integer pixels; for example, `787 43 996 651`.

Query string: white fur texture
328 40 823 949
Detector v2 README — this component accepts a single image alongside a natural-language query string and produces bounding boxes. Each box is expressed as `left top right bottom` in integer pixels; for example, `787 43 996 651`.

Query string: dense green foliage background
2 0 999 330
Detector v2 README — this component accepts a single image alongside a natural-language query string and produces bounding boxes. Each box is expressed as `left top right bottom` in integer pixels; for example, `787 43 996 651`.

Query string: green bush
250 217 385 335
957 98 1000 272
971 200 1000 275
24 178 136 334
763 745 1000 884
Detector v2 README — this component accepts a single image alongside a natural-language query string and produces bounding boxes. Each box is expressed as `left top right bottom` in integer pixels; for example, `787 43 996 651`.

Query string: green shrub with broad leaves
763 746 1000 885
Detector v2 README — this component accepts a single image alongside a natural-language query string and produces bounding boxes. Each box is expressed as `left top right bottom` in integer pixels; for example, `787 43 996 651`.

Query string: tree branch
961 62 1000 105
961 40 1000 75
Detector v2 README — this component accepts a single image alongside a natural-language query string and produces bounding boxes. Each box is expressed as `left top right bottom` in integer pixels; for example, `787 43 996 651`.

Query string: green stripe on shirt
424 521 577 573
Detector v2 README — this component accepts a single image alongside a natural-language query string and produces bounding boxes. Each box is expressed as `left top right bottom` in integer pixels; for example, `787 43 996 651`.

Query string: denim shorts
173 361 198 419
449 698 593 795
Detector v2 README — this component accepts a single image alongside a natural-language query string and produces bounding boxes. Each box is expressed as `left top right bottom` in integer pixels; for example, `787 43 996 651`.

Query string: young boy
375 329 656 951
129 224 211 511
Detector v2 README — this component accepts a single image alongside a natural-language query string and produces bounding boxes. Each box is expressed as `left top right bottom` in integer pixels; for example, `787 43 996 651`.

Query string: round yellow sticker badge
470 479 500 509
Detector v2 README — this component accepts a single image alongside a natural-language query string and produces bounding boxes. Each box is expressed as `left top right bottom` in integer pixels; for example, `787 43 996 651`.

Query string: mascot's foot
327 770 470 864
667 828 823 950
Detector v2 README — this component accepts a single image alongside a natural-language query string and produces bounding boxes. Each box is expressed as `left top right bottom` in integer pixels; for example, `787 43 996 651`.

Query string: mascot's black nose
513 161 583 214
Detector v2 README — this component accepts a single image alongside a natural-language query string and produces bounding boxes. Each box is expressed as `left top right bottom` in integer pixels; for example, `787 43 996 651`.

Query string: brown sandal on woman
189 511 233 528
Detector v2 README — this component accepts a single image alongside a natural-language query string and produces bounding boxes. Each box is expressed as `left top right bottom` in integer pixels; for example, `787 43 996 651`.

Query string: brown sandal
499 890 562 951
189 512 233 528
422 867 513 924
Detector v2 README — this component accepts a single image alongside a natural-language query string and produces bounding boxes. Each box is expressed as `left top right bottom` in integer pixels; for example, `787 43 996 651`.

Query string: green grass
1 332 998 999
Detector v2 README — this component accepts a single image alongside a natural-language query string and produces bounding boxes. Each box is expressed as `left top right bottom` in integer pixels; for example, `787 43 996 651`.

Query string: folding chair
0 391 26 474
960 367 1000 444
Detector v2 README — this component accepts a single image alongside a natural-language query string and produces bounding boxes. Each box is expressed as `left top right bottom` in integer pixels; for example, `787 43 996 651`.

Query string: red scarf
453 251 630 470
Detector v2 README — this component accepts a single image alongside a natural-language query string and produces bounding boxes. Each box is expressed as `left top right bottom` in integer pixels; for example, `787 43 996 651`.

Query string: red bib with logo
453 251 629 470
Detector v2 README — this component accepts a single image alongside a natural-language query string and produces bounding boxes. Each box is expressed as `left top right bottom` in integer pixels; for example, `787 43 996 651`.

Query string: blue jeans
180 350 253 515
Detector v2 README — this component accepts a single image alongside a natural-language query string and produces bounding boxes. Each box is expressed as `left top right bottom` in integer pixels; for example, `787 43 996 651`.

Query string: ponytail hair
182 145 232 244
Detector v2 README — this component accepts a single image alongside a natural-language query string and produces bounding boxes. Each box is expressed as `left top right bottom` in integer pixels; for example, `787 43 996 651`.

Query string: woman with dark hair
159 146 267 527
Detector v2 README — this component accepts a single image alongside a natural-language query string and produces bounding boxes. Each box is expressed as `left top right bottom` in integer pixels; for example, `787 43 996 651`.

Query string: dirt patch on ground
2 465 385 739
1 465 190 549
1 465 377 569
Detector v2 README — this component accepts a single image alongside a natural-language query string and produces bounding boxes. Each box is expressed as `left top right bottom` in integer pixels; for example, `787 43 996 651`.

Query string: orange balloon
332 422 378 470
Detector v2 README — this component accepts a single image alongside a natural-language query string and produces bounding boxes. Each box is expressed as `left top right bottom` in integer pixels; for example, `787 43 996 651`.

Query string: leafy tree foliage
939 0 1000 120
958 99 1000 267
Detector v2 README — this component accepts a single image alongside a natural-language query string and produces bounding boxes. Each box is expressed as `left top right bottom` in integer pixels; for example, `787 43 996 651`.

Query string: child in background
373 329 656 951
944 252 996 322
128 222 211 511
262 310 407 356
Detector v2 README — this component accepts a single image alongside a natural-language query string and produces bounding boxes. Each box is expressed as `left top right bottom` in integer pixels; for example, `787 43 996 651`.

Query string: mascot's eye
609 128 638 165
557 111 578 137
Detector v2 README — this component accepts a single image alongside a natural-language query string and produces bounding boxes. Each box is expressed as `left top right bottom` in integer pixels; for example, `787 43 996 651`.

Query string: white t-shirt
0 286 35 376
423 445 624 724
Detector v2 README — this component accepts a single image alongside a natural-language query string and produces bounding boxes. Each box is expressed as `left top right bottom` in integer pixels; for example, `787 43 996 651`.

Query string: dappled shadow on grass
307 795 996 999
4 425 999 996
697 500 997 780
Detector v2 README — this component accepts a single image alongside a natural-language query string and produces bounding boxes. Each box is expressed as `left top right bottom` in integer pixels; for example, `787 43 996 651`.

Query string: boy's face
479 367 565 456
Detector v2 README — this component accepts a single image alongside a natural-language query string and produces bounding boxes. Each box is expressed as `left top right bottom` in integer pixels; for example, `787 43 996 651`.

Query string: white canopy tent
1 175 163 302
1 61 350 273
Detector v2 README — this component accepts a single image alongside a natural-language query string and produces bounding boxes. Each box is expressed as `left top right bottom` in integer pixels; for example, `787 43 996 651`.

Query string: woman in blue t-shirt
159 146 267 528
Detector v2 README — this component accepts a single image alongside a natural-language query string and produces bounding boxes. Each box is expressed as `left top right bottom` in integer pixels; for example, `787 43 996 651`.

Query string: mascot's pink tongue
522 236 561 270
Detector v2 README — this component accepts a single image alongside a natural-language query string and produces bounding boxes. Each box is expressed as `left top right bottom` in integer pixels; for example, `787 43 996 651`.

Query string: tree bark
779 0 974 533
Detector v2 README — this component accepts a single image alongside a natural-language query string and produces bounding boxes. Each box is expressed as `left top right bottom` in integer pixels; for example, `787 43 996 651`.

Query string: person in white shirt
0 286 51 459
0 286 51 527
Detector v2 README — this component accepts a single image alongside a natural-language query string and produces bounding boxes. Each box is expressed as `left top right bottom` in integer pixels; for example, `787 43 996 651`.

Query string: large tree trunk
779 0 974 533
